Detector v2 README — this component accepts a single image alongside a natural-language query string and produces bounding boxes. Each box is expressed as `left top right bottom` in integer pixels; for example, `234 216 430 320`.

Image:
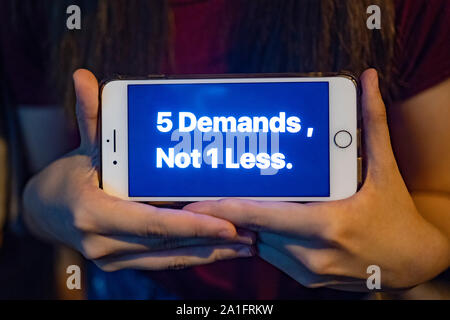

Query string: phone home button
334 130 352 149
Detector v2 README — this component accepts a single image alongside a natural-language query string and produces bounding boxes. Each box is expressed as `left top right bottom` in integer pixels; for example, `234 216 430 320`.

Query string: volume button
147 74 166 79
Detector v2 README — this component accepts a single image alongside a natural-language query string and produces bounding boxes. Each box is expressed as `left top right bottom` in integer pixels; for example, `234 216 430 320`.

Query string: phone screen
127 81 330 197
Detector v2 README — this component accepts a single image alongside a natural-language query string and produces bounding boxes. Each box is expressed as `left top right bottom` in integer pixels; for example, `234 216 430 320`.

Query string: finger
184 199 326 237
85 192 242 241
73 69 99 151
258 243 331 288
259 232 344 276
80 233 253 260
95 244 254 272
258 243 361 289
360 69 396 174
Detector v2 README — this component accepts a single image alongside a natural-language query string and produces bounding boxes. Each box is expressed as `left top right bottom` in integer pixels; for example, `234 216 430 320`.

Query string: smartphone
101 74 360 202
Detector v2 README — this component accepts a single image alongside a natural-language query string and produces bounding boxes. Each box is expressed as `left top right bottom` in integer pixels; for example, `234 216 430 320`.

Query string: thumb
73 69 99 151
360 69 396 177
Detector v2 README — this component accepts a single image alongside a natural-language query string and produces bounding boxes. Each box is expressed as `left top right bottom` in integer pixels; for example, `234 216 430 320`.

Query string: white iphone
101 74 360 202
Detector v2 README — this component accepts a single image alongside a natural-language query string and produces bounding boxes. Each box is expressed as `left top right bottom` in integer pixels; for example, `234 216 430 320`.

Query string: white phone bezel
101 76 358 202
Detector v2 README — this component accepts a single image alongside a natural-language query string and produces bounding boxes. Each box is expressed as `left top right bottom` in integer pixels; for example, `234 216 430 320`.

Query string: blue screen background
128 82 329 197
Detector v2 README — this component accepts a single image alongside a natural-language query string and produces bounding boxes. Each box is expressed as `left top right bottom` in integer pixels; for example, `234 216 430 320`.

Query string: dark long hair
9 0 396 116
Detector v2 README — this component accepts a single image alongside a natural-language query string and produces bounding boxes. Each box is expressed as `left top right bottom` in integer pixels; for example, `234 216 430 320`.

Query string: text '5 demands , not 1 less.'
155 112 307 170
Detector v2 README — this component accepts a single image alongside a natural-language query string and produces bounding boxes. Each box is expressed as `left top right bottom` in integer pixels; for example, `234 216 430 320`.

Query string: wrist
414 222 450 285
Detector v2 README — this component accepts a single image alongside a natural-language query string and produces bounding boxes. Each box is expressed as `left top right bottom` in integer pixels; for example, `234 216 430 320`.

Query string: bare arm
389 78 450 239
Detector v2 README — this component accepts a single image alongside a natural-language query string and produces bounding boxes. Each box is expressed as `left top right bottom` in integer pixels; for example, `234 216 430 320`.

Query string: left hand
185 69 450 291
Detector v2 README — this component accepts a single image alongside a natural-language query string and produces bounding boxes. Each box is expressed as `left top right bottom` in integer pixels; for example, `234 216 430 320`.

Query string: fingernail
370 70 379 88
234 234 255 245
218 229 236 239
237 246 254 257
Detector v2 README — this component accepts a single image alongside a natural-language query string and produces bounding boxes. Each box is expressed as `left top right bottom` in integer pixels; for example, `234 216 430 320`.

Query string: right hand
22 69 254 272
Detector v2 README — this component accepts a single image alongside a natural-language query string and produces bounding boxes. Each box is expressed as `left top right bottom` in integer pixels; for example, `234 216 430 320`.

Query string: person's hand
185 69 450 291
23 69 254 272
